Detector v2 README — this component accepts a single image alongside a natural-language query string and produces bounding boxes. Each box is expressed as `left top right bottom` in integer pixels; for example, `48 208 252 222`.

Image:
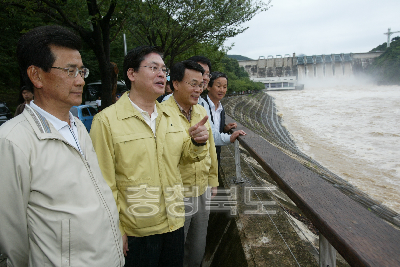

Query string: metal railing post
234 140 244 183
319 234 336 267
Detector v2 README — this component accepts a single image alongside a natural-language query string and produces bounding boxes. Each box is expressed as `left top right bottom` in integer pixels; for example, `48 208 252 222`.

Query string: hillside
227 55 254 61
368 36 400 85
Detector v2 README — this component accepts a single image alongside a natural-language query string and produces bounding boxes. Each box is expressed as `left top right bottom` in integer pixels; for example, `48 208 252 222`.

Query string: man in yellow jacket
90 46 210 267
162 60 218 267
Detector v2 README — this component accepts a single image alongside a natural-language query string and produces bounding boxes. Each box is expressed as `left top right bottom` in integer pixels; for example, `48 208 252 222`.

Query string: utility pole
384 28 400 48
123 33 127 56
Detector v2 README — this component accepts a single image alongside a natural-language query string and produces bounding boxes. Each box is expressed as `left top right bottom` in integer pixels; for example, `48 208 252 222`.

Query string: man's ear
27 65 43 89
127 68 135 82
172 80 179 92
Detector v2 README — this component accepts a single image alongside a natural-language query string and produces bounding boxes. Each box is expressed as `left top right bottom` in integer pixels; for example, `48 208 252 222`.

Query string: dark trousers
216 146 221 167
124 227 184 267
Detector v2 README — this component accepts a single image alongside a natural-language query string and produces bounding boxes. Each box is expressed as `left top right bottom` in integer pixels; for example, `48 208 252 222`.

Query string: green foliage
125 0 270 67
370 42 387 52
0 4 46 92
0 0 270 108
0 4 49 109
367 37 400 84
227 55 254 61
217 56 264 93
164 39 229 69
1 0 131 107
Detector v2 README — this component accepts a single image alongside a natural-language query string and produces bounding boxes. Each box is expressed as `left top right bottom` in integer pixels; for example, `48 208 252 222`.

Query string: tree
3 0 270 108
126 0 271 67
3 0 130 108
367 37 400 85
218 56 264 93
0 4 47 111
370 42 387 52
0 4 45 91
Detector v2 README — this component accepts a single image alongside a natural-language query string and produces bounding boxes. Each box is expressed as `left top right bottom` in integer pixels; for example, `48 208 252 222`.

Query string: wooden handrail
226 114 400 267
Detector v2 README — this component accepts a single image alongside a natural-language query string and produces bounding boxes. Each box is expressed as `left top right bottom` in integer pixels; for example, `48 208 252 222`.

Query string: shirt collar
173 95 192 122
30 101 76 131
207 95 222 112
128 94 158 119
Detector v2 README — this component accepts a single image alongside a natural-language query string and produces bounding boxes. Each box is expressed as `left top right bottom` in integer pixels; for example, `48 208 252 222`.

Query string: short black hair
17 25 82 92
208 71 228 87
169 60 205 91
18 86 33 104
187 56 212 73
123 46 163 90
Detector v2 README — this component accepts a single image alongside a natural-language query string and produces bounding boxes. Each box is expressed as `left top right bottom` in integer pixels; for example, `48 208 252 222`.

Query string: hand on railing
230 130 246 143
224 122 237 132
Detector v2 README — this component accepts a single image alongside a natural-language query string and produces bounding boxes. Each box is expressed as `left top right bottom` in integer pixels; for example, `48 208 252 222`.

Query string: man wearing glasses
162 60 218 267
184 56 245 162
162 56 234 150
90 46 210 267
0 25 124 266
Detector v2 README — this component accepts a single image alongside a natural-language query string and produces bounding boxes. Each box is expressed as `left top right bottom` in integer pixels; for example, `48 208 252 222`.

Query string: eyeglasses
184 81 205 89
204 73 212 78
140 66 170 76
51 67 89 78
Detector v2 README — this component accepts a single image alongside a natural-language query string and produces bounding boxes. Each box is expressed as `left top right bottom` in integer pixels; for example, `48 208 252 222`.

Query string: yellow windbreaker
90 93 207 237
162 96 218 197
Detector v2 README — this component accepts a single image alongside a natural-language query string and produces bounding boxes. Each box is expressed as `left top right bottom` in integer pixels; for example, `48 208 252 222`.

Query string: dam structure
238 52 383 89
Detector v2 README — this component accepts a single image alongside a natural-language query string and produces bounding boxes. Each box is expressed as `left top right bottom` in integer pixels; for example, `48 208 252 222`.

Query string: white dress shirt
162 93 172 102
129 95 158 136
206 95 230 145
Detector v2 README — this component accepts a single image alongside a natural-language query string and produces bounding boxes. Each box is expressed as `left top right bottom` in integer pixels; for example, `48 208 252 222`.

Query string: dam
238 52 383 88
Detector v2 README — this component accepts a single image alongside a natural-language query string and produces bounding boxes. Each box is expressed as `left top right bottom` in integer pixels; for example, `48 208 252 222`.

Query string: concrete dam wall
238 52 383 82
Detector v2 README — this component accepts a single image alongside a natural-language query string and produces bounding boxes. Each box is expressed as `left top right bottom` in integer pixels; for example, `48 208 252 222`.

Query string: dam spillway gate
238 52 383 82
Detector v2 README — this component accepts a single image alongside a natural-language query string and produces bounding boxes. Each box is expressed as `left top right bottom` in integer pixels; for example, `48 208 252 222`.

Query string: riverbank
221 92 400 228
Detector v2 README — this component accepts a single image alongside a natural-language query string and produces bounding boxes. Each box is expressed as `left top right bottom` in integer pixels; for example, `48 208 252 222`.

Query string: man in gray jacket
0 25 124 266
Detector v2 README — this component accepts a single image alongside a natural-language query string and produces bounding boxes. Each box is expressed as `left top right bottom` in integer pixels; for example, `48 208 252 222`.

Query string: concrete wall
343 62 353 78
238 52 383 81
325 64 333 78
315 64 324 79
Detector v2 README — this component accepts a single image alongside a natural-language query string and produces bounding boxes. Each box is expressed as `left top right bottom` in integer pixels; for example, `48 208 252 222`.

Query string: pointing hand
188 116 209 144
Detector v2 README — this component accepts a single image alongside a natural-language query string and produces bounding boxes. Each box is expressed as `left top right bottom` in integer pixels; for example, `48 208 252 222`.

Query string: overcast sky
225 0 400 60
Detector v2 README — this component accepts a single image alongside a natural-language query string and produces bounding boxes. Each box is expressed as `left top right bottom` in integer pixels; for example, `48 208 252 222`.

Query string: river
268 83 400 214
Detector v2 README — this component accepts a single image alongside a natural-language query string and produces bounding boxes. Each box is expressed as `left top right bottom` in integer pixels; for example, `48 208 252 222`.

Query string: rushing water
268 83 400 214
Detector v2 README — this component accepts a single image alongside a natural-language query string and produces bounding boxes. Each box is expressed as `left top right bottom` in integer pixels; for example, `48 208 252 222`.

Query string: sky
224 0 400 60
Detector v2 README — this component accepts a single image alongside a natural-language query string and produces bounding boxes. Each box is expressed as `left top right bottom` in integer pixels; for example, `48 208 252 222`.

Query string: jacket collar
163 96 202 122
116 92 171 120
30 101 78 132
23 105 87 153
24 104 57 137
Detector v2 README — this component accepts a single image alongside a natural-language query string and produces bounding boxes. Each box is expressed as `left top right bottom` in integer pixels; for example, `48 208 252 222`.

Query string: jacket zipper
49 137 125 266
